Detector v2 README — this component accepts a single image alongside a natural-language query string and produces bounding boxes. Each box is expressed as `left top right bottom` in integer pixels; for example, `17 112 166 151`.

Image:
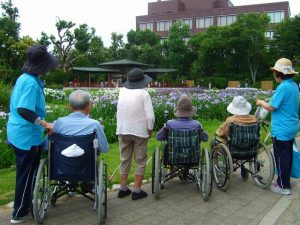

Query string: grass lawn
0 119 270 206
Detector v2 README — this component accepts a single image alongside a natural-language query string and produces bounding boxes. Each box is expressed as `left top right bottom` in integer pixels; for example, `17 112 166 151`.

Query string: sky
9 0 300 47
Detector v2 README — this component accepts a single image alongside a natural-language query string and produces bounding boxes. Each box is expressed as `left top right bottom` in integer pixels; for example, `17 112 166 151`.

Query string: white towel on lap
61 144 85 157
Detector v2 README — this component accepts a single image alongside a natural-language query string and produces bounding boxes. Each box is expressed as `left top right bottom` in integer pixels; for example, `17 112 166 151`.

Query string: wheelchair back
49 132 97 182
228 122 260 159
165 128 200 165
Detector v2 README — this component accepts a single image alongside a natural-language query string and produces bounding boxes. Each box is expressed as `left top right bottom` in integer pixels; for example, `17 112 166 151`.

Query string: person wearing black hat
7 44 58 223
116 68 155 200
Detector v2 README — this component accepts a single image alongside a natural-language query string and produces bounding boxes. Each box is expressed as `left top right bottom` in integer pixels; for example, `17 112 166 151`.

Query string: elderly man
54 90 109 153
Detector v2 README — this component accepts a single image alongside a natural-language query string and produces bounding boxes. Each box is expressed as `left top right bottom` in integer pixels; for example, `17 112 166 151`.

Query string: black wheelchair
152 128 212 201
31 132 107 224
211 121 275 191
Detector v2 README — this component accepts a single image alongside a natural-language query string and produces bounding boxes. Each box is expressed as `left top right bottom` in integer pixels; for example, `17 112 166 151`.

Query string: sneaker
270 183 291 195
10 215 31 224
132 190 148 200
118 188 132 198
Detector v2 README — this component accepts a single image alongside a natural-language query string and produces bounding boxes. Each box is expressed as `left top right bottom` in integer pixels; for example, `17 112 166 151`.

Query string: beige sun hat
271 58 299 75
174 95 197 118
227 96 252 116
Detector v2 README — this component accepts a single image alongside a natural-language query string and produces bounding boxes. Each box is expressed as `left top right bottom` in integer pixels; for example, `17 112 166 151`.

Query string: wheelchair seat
49 132 97 182
228 122 260 160
165 128 201 165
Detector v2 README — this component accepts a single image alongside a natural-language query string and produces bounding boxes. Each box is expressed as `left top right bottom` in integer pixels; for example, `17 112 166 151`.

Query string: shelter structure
72 67 120 87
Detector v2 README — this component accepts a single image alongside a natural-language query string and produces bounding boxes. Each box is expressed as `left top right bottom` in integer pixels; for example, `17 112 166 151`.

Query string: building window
157 20 172 31
265 31 274 39
267 11 285 23
196 17 213 29
139 22 153 31
217 15 236 26
183 18 192 29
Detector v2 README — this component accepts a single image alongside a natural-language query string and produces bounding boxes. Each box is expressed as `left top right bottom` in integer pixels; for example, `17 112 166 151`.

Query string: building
136 0 290 40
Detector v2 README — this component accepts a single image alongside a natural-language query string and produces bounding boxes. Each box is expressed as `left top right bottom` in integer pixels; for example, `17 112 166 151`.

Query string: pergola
72 67 120 87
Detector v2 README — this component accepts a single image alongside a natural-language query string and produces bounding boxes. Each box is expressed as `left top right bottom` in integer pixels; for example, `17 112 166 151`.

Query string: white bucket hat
271 58 298 75
227 96 252 115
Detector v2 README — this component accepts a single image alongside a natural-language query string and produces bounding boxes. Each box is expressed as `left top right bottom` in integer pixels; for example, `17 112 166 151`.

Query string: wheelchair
152 128 212 201
31 132 107 224
211 121 275 191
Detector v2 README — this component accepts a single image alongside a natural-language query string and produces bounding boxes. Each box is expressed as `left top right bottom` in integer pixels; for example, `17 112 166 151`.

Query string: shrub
0 82 12 112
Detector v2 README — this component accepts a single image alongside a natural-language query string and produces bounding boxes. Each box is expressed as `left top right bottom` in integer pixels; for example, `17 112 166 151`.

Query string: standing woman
7 44 58 223
257 58 299 195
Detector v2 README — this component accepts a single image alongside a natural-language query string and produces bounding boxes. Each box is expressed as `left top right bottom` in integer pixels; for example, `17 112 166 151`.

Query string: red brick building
136 0 290 40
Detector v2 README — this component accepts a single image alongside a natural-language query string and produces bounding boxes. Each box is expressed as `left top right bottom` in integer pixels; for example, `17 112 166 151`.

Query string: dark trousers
272 137 294 189
12 145 40 217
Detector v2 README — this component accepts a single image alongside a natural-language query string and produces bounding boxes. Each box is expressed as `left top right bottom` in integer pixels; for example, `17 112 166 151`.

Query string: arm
17 83 53 133
156 127 164 141
199 128 209 142
215 118 231 139
256 100 275 112
96 123 109 153
144 93 155 135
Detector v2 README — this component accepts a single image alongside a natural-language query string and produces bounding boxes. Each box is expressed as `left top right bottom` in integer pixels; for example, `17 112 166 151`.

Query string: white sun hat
227 96 252 115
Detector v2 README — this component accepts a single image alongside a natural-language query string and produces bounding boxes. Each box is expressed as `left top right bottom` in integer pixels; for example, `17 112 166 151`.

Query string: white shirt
116 87 155 138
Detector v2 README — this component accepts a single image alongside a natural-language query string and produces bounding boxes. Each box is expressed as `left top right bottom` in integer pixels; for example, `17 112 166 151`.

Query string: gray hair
69 90 91 110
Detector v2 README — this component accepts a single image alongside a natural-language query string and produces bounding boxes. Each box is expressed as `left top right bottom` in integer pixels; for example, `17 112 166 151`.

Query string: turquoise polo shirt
7 73 46 150
269 78 299 141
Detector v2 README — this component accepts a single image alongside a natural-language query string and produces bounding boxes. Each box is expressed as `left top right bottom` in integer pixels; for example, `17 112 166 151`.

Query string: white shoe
10 214 31 224
270 183 291 195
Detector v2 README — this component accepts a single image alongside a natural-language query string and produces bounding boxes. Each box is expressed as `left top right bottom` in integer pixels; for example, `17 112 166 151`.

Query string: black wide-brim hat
124 68 152 89
22 44 58 75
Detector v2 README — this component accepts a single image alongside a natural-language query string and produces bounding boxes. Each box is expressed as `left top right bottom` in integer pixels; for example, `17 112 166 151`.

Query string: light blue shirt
53 112 109 153
7 73 45 150
269 79 299 141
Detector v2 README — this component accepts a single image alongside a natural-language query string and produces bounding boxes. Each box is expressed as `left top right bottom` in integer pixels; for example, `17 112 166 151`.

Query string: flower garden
0 87 272 169
0 87 273 205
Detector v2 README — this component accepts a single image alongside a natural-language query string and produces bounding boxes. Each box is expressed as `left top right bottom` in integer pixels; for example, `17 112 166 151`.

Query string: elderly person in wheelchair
31 90 109 224
153 96 211 200
211 96 275 191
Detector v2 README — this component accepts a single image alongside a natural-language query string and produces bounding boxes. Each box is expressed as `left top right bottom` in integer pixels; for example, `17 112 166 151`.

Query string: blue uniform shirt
7 73 46 150
269 78 299 141
53 112 109 153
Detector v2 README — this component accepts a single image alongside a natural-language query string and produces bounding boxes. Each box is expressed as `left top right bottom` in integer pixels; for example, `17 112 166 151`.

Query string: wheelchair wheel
250 142 275 189
198 148 211 201
153 147 161 199
212 143 233 191
33 158 49 224
97 159 106 224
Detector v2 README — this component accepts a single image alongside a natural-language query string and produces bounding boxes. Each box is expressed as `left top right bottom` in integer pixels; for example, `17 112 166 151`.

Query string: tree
164 21 193 80
230 13 270 83
125 30 164 66
272 15 300 62
107 32 125 60
0 0 21 68
48 18 96 72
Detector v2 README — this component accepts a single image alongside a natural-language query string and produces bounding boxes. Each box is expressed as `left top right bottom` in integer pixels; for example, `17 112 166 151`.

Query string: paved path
2 138 300 225
0 174 285 225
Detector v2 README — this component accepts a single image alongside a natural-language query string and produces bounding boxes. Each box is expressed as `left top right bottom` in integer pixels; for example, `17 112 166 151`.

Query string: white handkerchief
61 144 85 157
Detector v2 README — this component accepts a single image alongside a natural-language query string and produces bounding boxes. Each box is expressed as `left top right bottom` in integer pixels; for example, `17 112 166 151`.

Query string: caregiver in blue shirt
7 44 58 224
257 58 299 196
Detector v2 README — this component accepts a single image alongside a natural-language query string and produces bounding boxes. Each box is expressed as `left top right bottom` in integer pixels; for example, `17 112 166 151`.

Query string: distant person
116 68 155 200
7 44 58 224
257 58 299 195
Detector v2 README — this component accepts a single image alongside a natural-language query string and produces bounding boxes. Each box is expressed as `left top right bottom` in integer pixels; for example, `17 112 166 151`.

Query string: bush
0 82 12 112
211 77 227 89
